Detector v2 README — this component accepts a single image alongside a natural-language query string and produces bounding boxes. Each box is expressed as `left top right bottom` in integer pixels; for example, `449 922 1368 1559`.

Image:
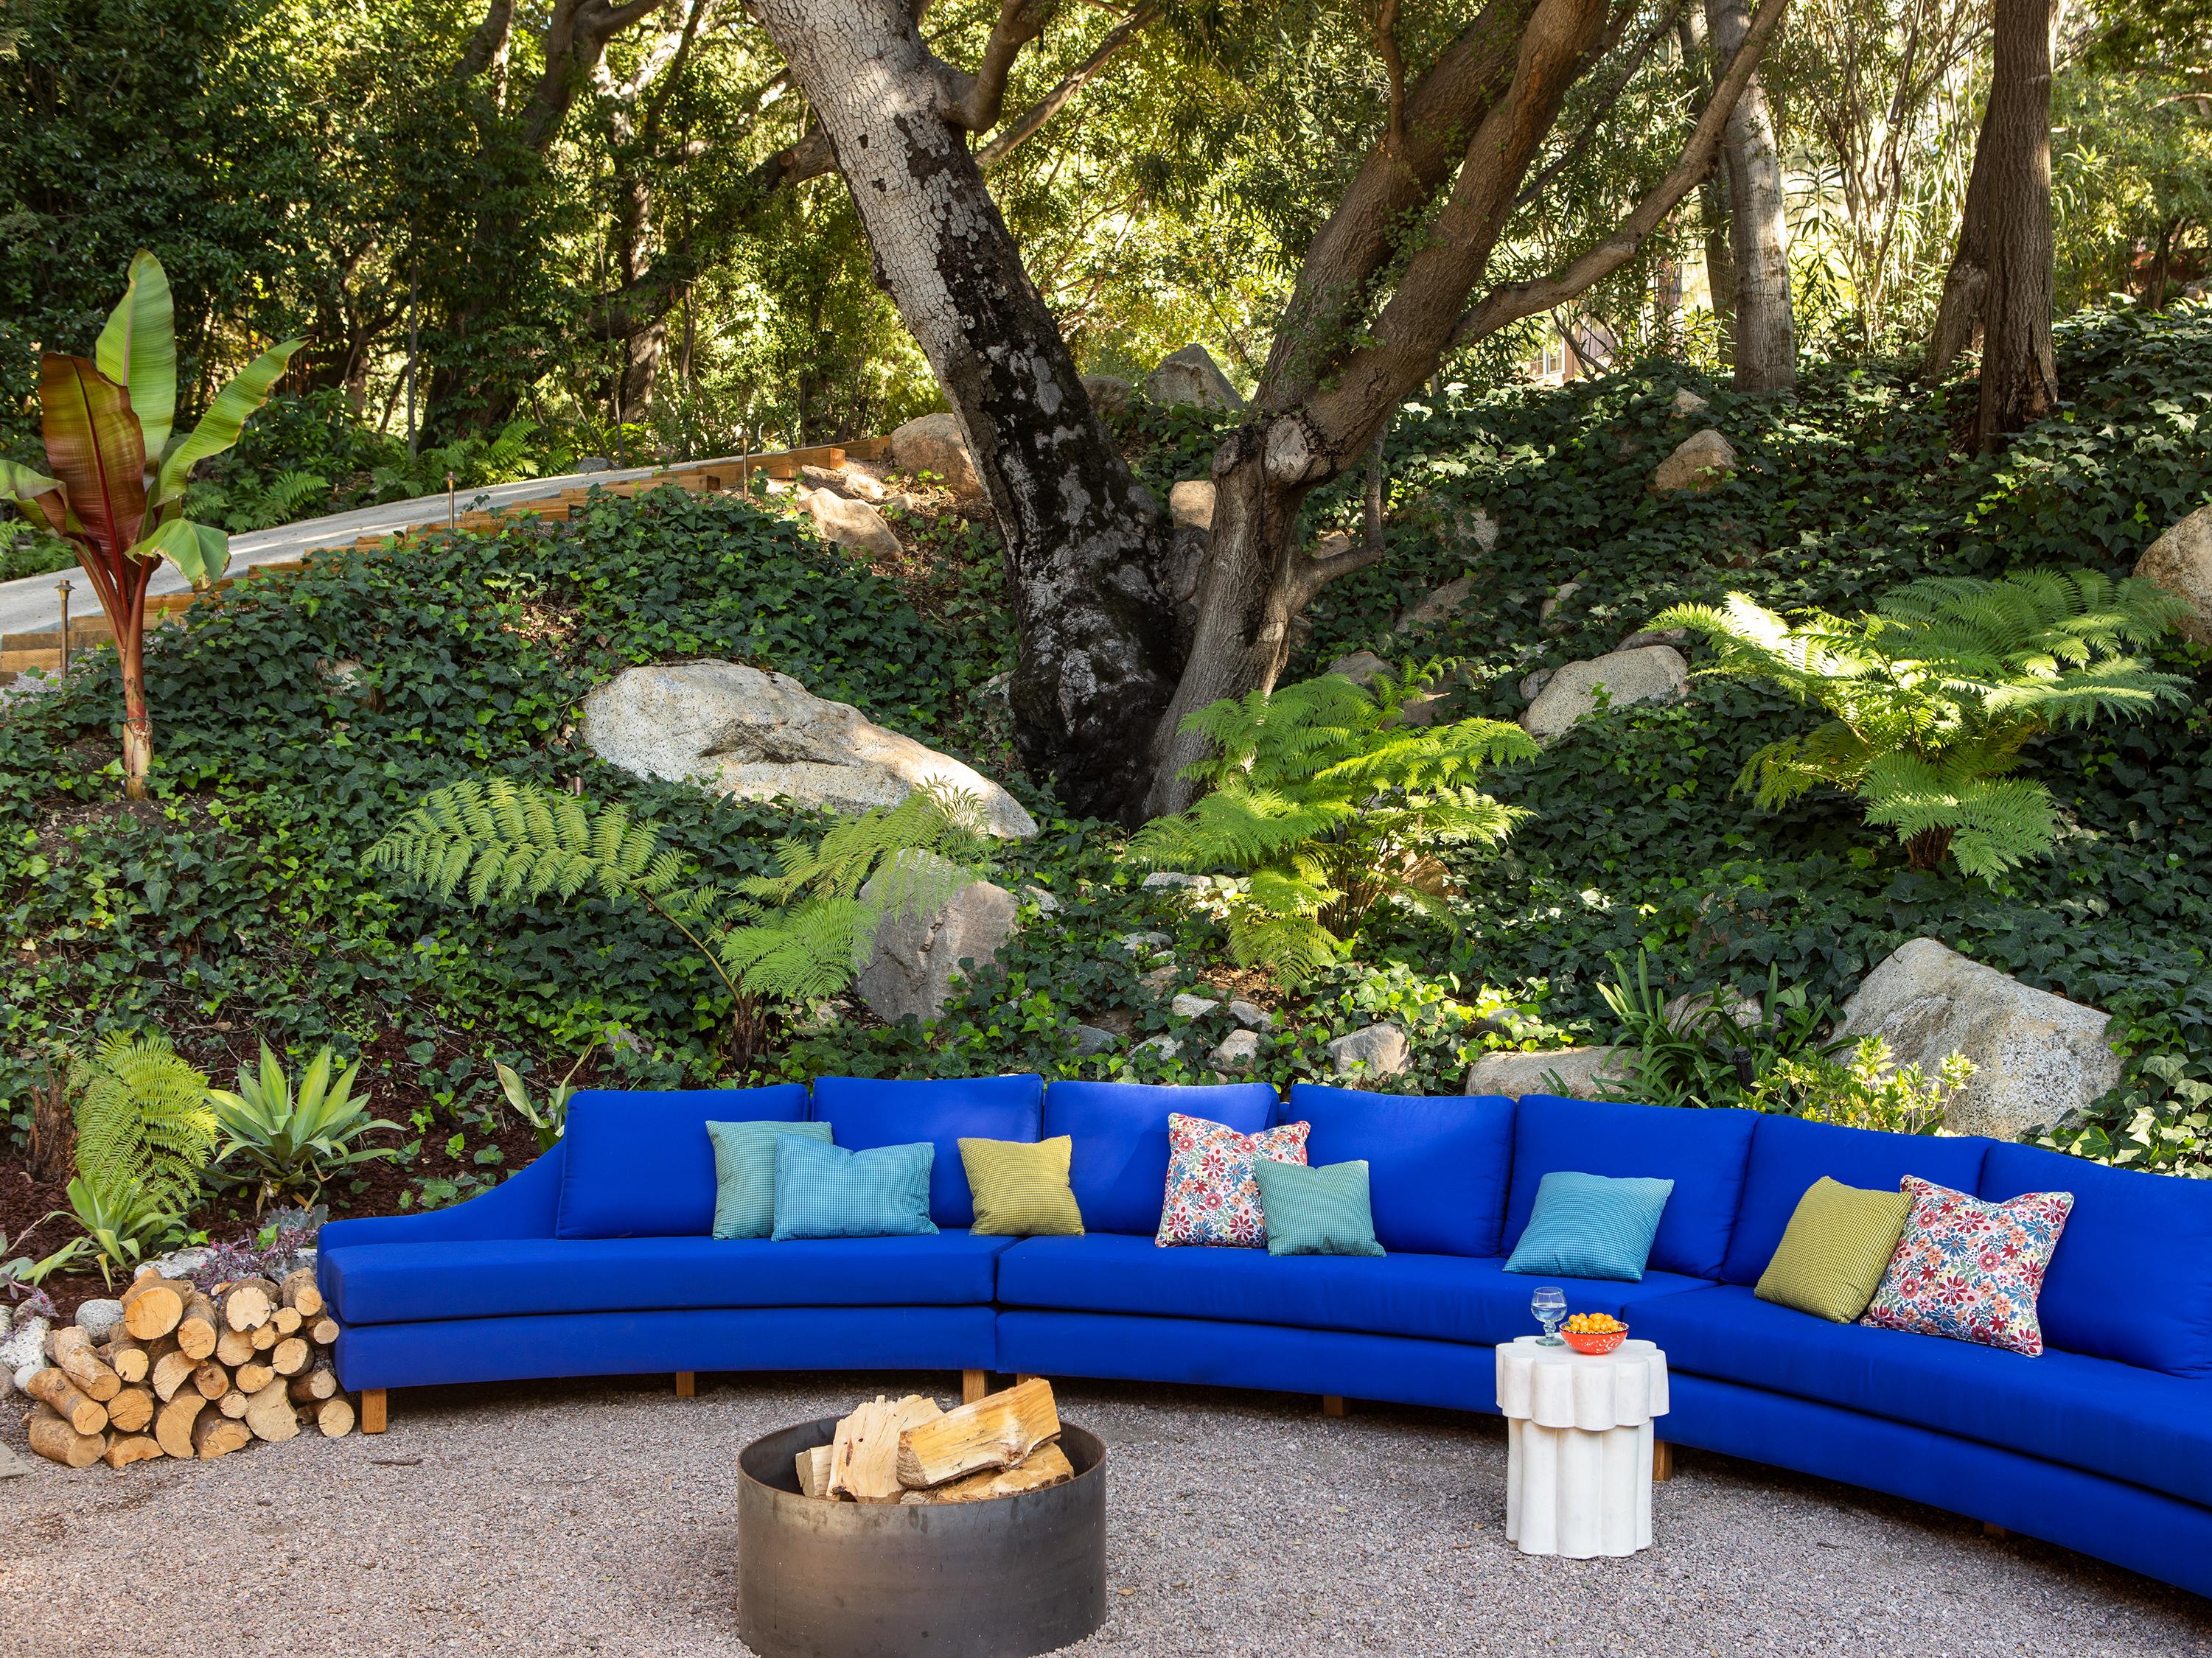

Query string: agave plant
0 252 301 797
61 1172 185 1289
208 1043 402 1214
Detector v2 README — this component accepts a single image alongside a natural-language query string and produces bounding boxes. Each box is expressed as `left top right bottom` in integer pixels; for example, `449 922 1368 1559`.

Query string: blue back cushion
813 1074 1044 1228
555 1084 809 1239
1042 1081 1277 1236
1290 1084 1516 1256
1982 1142 2212 1377
1721 1114 1992 1286
1505 1096 1758 1281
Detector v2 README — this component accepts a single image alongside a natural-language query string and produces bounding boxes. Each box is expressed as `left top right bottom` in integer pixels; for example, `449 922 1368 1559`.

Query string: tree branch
1291 531 1391 609
975 4 1155 164
1376 0 1408 153
1448 0 1791 351
1256 0 1540 412
453 0 516 83
944 0 1058 132
1513 0 1681 211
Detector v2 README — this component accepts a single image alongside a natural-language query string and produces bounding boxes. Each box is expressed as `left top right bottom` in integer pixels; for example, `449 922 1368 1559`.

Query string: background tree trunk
1923 95 1993 382
1974 0 2058 448
1676 9 1735 370
1706 0 1795 391
752 0 1181 820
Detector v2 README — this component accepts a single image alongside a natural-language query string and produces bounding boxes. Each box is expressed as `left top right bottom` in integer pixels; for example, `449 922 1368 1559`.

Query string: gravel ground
4 1372 2208 1657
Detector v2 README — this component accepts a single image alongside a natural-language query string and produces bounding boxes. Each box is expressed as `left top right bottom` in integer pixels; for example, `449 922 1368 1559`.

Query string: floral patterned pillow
1156 1114 1311 1248
1860 1175 2075 1356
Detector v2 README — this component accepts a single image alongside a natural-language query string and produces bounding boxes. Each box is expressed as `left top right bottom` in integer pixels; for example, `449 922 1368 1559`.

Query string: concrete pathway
0 453 761 640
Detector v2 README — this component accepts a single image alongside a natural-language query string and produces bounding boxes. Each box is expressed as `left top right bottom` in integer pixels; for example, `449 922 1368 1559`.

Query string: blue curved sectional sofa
316 1073 2212 1598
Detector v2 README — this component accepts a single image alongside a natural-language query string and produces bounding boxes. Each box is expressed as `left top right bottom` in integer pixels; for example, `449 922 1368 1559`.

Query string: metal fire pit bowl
736 1416 1108 1658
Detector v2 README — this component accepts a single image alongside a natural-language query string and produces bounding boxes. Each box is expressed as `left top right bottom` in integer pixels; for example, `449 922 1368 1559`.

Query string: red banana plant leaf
38 354 153 602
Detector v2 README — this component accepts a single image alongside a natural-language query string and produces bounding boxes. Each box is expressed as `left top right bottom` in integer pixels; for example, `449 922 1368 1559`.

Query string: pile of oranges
1563 1312 1625 1335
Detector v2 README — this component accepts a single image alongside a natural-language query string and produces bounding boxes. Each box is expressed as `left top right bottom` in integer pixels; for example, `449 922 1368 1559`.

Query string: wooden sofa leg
361 1389 388 1435
1984 1522 2010 1539
675 1371 697 1398
1653 1440 1674 1482
1322 1396 1347 1419
962 1369 987 1405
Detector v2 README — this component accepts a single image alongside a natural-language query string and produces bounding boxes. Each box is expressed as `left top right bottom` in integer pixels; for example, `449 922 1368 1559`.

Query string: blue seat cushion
555 1085 810 1239
813 1074 1044 1229
1506 1096 1757 1280
1721 1113 1991 1286
1041 1080 1277 1236
1981 1142 2212 1378
1633 1282 2212 1509
323 1231 1014 1325
1288 1084 1515 1256
995 1233 1709 1347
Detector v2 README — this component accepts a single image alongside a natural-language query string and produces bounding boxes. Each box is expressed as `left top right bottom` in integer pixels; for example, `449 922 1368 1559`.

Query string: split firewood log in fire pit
795 1378 1072 1506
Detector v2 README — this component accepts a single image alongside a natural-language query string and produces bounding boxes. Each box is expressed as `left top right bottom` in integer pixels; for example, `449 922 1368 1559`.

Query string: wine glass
1531 1286 1567 1346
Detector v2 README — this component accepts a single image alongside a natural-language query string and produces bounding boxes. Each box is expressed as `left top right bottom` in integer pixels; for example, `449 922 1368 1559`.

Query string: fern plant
208 1043 402 1213
368 777 991 1059
66 1032 219 1282
369 418 548 501
1655 570 2190 877
1128 664 1537 983
184 468 332 533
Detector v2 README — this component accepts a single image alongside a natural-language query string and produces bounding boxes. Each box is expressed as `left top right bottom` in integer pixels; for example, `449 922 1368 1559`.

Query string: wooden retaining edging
1 441 885 685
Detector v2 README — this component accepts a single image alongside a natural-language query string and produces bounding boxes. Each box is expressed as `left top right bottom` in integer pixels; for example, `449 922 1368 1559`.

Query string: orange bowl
1563 1327 1627 1356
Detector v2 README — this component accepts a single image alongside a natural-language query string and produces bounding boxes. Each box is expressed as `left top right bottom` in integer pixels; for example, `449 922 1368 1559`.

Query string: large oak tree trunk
1142 0 1612 814
1972 0 2058 447
1706 0 1794 391
751 0 1181 819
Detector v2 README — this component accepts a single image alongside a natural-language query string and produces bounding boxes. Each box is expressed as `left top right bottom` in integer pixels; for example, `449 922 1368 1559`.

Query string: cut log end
121 1276 189 1340
27 1403 107 1468
828 1393 946 1503
153 1392 209 1460
101 1433 164 1469
105 1385 156 1435
279 1268 325 1318
313 1395 356 1438
192 1411 253 1460
24 1367 110 1435
244 1379 301 1443
221 1277 279 1333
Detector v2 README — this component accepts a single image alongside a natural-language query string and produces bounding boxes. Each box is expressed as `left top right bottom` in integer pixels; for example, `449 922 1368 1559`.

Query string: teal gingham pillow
1504 1170 1675 1281
706 1119 834 1239
1254 1158 1386 1257
771 1134 937 1240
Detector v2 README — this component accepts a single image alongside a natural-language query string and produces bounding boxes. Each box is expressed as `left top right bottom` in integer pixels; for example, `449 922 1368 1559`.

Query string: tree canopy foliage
3 0 2202 478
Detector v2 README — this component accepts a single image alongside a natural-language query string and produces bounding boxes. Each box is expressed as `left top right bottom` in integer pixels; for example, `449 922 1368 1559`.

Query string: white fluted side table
1496 1335 1670 1559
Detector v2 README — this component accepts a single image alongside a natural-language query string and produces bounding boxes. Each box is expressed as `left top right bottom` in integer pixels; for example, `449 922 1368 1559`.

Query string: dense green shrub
4 305 2208 1197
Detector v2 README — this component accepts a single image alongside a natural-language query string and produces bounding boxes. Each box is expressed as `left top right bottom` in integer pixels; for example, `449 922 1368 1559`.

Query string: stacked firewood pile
795 1377 1072 1505
21 1266 356 1469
